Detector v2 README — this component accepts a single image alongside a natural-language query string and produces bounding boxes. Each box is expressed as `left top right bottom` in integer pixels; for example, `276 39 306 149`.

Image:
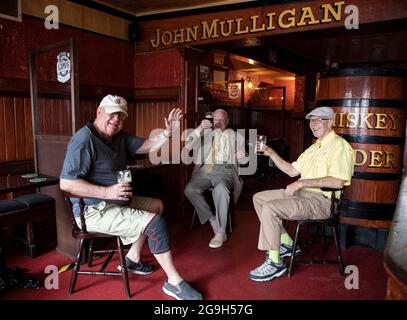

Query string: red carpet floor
1 191 387 300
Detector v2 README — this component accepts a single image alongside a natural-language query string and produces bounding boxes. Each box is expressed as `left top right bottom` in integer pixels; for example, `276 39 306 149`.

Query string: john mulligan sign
150 1 354 49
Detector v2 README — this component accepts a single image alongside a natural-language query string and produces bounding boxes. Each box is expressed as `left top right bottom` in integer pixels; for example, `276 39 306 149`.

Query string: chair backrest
63 192 87 233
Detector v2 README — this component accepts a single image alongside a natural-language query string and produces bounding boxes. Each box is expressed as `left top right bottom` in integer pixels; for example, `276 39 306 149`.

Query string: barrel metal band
319 68 407 78
352 172 402 181
339 134 405 145
340 200 395 220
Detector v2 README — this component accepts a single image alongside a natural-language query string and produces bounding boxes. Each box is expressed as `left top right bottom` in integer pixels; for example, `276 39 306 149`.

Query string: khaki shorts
76 196 155 245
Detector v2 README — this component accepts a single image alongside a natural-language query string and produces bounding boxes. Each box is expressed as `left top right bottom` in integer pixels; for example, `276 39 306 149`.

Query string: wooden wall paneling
14 97 26 160
79 100 95 128
37 98 45 135
4 96 16 161
50 99 60 135
123 102 135 135
0 98 6 161
57 99 66 136
24 97 33 160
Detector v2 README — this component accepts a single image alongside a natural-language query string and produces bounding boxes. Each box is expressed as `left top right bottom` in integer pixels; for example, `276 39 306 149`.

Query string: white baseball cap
99 94 128 117
305 106 334 120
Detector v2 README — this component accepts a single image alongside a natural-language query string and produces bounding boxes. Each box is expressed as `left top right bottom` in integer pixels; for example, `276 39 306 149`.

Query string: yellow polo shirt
292 130 354 198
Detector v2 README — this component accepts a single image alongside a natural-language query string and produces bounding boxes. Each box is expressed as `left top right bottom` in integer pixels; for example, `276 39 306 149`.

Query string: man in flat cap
249 106 354 282
60 94 202 300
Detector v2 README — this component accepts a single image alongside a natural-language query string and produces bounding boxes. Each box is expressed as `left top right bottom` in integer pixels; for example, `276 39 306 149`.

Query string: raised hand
164 108 183 137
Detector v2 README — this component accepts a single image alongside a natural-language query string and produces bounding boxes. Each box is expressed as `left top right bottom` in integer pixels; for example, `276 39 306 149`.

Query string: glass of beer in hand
205 111 213 126
256 135 267 155
117 169 132 184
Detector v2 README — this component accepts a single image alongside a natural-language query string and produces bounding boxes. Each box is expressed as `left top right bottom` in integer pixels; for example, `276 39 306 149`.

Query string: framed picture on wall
199 65 209 87
212 64 228 83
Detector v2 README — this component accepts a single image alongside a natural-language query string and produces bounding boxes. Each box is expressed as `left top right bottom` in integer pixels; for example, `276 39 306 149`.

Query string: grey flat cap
305 106 334 120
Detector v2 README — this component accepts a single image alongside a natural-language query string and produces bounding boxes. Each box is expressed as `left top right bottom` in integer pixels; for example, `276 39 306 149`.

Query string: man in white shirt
184 109 246 248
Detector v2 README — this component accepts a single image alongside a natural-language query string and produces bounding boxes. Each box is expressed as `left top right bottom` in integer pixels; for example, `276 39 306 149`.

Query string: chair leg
332 225 345 275
117 237 131 298
288 223 301 277
69 239 85 294
88 239 94 267
321 225 327 252
190 209 197 230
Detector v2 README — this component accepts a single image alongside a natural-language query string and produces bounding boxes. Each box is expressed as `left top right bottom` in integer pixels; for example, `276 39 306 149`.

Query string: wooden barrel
316 67 407 229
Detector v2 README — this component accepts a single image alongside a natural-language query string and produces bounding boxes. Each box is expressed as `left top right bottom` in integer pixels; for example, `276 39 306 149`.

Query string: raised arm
136 108 183 154
184 118 212 151
263 145 300 177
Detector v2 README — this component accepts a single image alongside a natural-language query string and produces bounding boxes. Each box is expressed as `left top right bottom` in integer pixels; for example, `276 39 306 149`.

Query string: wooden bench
0 194 55 257
0 160 57 257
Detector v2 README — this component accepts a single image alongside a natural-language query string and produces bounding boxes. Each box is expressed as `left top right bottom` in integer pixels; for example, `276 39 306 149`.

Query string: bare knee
150 198 164 215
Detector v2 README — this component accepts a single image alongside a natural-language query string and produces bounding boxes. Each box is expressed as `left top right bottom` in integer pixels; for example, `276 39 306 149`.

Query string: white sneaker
209 233 227 248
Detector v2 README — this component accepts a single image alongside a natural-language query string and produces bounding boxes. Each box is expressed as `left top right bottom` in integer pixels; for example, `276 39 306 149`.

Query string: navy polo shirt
60 122 144 216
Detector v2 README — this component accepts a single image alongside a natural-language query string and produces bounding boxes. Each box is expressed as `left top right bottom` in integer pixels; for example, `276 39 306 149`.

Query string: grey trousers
184 165 234 234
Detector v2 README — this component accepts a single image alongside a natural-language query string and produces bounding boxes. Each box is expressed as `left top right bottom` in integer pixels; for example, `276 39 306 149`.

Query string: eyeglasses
308 118 326 125
106 112 127 121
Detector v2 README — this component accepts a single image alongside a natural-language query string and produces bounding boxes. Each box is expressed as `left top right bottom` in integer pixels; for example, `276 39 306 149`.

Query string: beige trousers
76 196 154 246
253 189 331 251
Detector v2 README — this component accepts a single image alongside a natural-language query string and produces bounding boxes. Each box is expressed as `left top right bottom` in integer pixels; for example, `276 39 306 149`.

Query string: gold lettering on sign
353 149 398 168
346 113 358 128
360 113 374 129
297 7 320 26
388 114 399 130
369 151 383 168
149 1 348 48
202 19 220 39
278 9 296 29
235 18 249 35
150 29 161 48
334 112 399 131
375 113 387 130
186 26 199 42
250 15 266 33
220 20 233 37
266 12 276 30
320 1 345 23
161 31 173 46
173 28 185 44
354 149 367 166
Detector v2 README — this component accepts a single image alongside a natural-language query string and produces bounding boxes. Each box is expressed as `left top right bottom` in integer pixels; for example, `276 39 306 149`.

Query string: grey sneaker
117 257 154 275
249 258 287 282
162 280 203 300
280 243 302 258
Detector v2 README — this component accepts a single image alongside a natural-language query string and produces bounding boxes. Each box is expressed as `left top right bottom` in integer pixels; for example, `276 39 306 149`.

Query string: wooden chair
63 193 131 298
287 187 346 277
190 188 234 233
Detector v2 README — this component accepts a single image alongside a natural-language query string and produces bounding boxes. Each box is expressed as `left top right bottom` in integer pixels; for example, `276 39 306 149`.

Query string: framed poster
199 65 209 87
212 65 228 82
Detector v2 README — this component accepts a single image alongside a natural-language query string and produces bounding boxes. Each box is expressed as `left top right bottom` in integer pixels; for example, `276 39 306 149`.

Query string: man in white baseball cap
60 94 202 300
249 105 354 283
98 94 128 118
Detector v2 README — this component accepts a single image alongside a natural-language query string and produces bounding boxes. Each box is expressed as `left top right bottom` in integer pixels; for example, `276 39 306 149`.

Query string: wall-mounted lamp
248 77 253 89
